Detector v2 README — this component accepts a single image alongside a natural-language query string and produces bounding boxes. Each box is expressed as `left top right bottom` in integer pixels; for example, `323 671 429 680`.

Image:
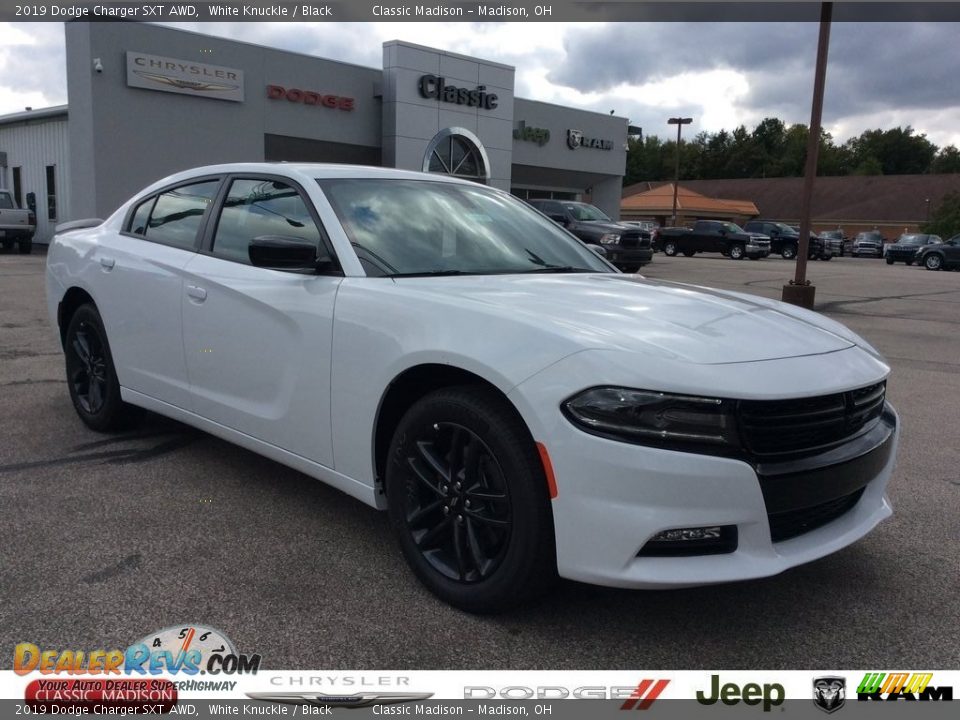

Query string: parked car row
0 189 36 254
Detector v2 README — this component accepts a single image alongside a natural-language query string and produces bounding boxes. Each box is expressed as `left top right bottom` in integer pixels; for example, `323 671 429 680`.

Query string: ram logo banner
813 676 845 714
127 52 245 102
567 129 614 151
247 692 434 708
620 679 670 710
856 672 953 701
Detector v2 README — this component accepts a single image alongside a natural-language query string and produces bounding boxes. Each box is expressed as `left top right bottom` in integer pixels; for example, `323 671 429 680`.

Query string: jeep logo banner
514 121 550 146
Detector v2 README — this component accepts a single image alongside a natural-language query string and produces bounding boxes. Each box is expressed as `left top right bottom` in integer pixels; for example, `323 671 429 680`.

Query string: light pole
925 198 931 224
668 117 692 226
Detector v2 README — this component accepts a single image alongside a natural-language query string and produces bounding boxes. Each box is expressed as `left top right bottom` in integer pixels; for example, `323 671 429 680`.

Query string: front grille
738 382 886 458
619 232 641 248
768 488 864 542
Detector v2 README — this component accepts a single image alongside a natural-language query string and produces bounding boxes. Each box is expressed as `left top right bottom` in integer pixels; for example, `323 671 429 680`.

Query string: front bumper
606 246 654 267
509 355 898 589
745 244 770 258
854 246 883 257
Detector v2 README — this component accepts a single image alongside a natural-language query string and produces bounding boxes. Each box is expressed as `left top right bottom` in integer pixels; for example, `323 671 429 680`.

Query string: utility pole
668 117 692 226
782 2 832 310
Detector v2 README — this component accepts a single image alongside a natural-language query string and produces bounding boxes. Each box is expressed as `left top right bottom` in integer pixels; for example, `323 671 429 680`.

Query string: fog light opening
638 525 738 557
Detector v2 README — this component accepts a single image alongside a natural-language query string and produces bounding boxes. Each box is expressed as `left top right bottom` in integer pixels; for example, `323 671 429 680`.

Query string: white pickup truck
0 189 36 254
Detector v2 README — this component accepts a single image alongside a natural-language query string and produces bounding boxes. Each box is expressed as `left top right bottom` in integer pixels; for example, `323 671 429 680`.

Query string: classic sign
418 75 498 109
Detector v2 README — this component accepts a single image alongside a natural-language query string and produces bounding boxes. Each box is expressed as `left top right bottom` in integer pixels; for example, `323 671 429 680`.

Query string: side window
211 178 322 264
146 180 219 250
128 197 156 236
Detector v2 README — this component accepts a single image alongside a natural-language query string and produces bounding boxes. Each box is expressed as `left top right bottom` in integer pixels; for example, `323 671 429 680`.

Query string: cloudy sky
1 21 958 148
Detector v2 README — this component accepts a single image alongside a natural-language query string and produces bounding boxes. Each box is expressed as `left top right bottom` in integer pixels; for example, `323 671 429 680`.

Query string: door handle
186 285 207 302
99 256 115 270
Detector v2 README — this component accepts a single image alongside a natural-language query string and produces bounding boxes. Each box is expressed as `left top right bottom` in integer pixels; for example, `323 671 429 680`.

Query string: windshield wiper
387 270 472 277
520 266 592 274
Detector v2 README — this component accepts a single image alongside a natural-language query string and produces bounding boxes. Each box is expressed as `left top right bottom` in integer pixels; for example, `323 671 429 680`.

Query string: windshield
723 222 745 233
775 223 798 235
897 235 925 244
318 178 613 277
561 202 611 222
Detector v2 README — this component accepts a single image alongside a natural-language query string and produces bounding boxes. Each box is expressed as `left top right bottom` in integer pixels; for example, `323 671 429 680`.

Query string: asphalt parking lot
1 250 958 670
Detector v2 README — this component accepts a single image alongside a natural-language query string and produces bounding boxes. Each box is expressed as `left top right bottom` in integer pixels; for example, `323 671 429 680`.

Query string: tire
681 250 696 257
18 237 32 254
906 259 914 266
729 244 745 260
886 257 895 265
663 241 678 257
386 386 556 613
924 254 943 271
821 254 832 261
63 304 142 432
780 244 797 260
1 239 13 252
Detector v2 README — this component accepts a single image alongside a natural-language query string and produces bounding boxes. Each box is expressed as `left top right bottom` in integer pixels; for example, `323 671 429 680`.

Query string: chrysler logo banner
126 52 244 102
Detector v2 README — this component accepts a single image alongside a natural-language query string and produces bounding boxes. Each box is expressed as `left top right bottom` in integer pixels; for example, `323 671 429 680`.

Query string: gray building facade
1 22 628 243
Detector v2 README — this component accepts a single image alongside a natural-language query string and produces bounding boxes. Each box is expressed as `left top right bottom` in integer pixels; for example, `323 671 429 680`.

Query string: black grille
768 488 865 542
738 382 885 458
619 231 641 248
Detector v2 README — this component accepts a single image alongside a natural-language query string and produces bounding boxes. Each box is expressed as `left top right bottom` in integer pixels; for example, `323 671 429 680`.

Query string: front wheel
663 241 678 256
886 257 895 265
924 254 943 271
64 304 141 432
386 387 556 613
729 244 745 260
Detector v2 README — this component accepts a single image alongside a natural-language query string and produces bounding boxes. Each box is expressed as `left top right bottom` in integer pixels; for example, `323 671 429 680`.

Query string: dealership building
0 22 629 244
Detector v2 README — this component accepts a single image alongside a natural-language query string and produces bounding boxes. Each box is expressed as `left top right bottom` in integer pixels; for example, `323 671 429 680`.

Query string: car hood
395 273 855 365
580 220 634 233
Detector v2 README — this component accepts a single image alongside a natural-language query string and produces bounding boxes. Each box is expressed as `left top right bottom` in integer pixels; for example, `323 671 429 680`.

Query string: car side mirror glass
248 235 335 273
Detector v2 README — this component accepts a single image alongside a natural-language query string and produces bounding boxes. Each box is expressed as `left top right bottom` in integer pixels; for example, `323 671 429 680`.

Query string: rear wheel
781 244 797 260
729 244 745 260
386 387 556 613
924 254 943 271
64 304 142 432
18 237 32 254
663 241 678 257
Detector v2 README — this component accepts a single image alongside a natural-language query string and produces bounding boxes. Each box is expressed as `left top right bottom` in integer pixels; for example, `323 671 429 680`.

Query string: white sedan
46 164 899 612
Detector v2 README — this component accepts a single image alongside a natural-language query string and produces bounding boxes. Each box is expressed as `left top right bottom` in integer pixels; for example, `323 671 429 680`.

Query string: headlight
562 387 739 449
599 233 621 244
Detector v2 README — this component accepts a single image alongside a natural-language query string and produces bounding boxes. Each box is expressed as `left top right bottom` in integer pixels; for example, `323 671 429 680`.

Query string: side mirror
248 235 334 272
25 192 36 212
587 244 608 257
548 213 568 226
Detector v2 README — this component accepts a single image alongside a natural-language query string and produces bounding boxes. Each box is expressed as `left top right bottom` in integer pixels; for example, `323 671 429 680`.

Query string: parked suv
886 234 941 265
742 220 832 260
917 234 960 271
0 189 36 254
850 231 884 258
528 200 653 271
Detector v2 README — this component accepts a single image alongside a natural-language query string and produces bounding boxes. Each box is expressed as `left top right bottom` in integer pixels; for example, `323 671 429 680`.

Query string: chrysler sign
126 52 244 102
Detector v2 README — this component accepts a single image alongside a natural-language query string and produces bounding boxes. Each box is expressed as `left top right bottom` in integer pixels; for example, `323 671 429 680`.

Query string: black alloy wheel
64 304 141 432
386 387 556 613
925 253 943 271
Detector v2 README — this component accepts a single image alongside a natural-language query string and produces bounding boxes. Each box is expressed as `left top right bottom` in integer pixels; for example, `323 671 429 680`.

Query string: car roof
142 163 482 193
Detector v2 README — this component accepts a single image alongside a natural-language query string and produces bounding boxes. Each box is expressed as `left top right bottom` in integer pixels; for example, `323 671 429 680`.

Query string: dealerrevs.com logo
14 624 260 677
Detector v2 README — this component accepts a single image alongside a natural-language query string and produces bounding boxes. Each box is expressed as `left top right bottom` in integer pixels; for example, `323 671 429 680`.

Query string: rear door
180 174 342 466
93 177 221 410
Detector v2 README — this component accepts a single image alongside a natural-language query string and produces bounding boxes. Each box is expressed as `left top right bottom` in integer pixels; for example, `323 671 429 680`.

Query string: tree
931 145 960 174
922 191 960 238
